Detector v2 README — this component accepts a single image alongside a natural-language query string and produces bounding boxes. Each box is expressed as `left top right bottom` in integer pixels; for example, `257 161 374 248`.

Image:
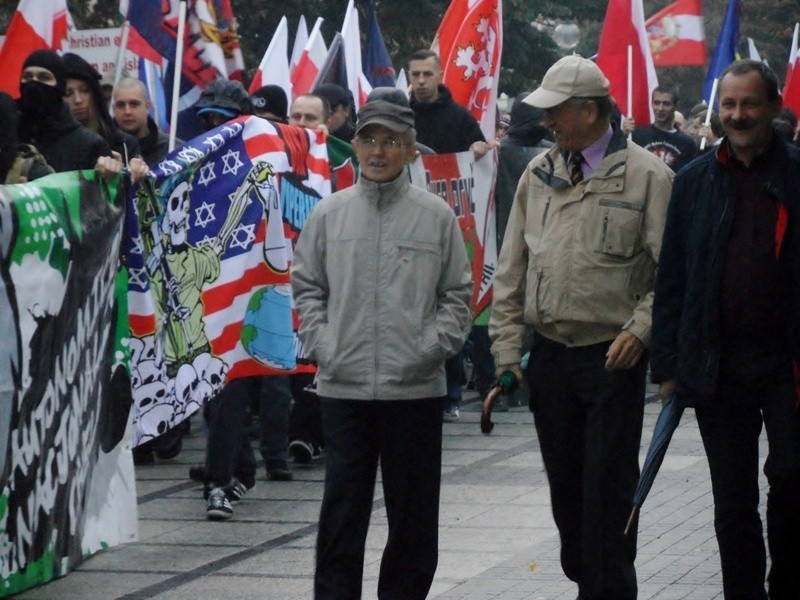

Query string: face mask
19 80 63 118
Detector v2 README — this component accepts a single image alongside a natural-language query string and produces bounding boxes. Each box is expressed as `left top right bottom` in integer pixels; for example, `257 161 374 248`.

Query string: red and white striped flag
127 116 331 443
432 0 503 141
341 0 372 109
249 16 291 101
290 17 327 98
0 0 70 97
597 0 658 125
290 15 309 73
645 0 706 67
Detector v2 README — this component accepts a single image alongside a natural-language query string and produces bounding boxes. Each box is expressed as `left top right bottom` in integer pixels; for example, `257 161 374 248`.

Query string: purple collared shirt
569 126 614 180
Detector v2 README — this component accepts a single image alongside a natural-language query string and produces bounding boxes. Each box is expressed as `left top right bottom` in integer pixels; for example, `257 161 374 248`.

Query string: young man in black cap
251 85 288 123
292 100 473 599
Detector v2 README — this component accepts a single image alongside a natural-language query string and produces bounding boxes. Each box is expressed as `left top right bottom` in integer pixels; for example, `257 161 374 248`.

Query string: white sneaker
442 406 460 422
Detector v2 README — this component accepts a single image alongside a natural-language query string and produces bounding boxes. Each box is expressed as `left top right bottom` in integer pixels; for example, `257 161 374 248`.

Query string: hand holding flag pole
700 77 718 150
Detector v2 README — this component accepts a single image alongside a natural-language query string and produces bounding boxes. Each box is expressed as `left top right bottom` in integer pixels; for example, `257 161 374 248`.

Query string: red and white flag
341 0 372 109
290 15 309 73
644 0 706 67
290 17 327 98
432 0 503 141
597 0 658 125
0 0 70 97
249 16 291 101
783 23 800 114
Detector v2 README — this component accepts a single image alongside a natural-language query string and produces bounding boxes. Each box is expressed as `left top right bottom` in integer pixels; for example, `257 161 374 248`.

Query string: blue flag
138 58 168 134
364 1 396 87
703 0 740 105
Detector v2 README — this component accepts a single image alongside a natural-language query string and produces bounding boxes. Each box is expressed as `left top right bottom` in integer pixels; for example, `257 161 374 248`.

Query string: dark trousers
467 325 496 397
259 375 292 462
315 397 443 600
289 373 325 448
695 380 800 600
527 334 644 600
205 376 257 489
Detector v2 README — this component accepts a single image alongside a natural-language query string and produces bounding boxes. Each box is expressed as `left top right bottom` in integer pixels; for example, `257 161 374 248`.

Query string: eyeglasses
356 137 405 151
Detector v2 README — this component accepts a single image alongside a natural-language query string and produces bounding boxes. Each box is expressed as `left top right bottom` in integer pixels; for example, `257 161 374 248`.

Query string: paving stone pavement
18 383 770 599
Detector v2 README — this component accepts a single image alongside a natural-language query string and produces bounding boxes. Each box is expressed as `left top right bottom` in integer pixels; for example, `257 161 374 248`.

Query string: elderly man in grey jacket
292 100 473 600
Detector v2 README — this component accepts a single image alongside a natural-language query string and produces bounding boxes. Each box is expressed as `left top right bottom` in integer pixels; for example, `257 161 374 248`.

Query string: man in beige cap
292 99 473 599
489 55 674 599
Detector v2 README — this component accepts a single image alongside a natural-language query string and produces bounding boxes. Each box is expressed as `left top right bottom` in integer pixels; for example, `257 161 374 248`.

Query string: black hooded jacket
409 85 485 153
18 100 110 173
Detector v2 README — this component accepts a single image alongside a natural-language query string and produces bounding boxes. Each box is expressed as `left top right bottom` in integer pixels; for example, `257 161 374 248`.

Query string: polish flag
432 0 503 141
290 17 327 98
644 0 706 67
0 0 70 97
597 0 658 125
290 15 309 73
783 23 800 114
341 0 371 110
249 16 291 102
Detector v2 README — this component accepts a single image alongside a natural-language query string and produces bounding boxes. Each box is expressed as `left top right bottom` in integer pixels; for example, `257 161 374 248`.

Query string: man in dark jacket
408 49 485 153
408 48 489 420
651 59 800 599
113 77 180 165
17 50 110 173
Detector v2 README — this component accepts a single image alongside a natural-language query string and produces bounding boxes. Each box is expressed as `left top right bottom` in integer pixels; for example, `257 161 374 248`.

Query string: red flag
0 0 70 97
290 17 327 98
249 16 291 100
645 0 706 67
783 24 800 114
597 0 658 125
432 0 503 141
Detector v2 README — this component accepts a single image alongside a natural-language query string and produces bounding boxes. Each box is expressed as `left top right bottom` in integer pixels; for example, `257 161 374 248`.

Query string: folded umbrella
624 392 684 535
480 370 519 434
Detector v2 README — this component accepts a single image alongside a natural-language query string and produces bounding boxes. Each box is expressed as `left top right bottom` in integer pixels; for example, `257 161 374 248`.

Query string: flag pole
700 77 718 150
169 0 188 152
627 44 633 140
110 20 130 116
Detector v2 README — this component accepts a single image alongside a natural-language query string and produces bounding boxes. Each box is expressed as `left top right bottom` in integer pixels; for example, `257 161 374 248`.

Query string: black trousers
527 334 645 600
696 380 800 600
205 377 257 489
315 397 443 600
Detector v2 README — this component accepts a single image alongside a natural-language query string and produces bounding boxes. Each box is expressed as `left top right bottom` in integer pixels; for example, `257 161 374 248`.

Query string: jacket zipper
373 191 382 398
602 213 609 246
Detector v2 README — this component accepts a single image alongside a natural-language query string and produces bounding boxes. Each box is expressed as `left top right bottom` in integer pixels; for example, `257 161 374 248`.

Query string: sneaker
189 464 206 483
289 439 314 465
222 478 251 504
153 430 183 460
311 446 325 462
443 406 460 422
206 488 233 520
266 459 293 481
132 446 155 466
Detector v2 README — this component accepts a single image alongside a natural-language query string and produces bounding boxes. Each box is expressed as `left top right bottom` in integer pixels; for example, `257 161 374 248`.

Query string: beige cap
524 55 609 109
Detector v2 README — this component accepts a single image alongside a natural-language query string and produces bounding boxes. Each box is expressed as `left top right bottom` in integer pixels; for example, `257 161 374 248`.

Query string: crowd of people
3 43 800 600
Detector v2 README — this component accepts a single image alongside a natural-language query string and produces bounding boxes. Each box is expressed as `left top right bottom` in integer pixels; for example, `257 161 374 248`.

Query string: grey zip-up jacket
490 129 673 368
291 173 473 400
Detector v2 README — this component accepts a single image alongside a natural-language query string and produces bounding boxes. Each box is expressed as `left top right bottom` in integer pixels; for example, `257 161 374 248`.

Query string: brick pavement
18 384 769 599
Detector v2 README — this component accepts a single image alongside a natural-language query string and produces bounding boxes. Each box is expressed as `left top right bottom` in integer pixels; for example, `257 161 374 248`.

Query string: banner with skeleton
408 150 498 322
0 172 137 597
127 116 330 446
